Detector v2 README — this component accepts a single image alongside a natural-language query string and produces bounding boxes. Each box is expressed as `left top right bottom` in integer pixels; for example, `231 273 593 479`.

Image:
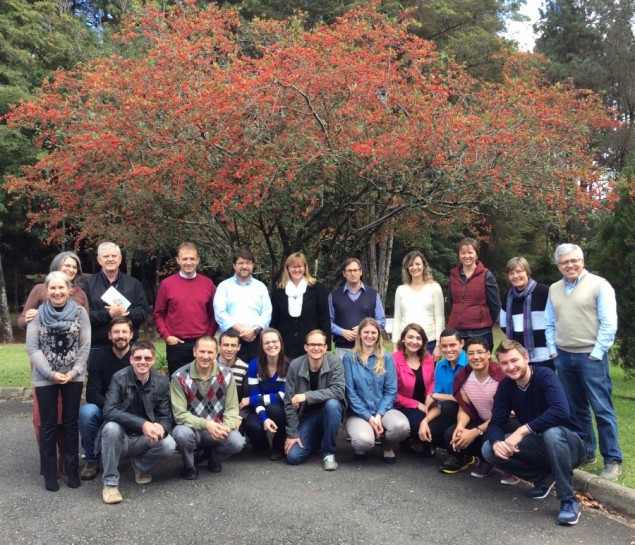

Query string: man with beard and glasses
79 317 134 480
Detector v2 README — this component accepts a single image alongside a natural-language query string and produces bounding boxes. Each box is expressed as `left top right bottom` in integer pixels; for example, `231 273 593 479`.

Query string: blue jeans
555 349 622 463
78 403 103 464
482 426 586 501
100 422 176 486
287 399 343 465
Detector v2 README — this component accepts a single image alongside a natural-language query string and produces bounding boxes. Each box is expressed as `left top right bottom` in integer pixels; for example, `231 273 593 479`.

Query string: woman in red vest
447 238 500 350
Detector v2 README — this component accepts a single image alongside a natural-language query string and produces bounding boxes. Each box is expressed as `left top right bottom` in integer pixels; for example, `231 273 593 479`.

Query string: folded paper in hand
101 286 132 310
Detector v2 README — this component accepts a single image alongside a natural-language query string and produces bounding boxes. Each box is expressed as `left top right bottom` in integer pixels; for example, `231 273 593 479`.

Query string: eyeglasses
466 350 488 357
132 356 154 362
306 343 326 348
344 268 361 273
558 258 583 266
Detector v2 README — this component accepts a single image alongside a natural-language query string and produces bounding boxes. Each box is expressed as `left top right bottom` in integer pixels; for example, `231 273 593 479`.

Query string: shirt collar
232 274 253 286
563 269 588 288
179 271 197 280
343 281 366 294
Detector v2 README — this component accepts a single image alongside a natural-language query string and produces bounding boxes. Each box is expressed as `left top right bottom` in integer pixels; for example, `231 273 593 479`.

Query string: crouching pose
171 336 245 480
482 340 586 526
98 341 176 504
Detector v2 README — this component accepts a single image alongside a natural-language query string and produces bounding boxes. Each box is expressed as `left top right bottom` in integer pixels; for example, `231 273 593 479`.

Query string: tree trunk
0 255 15 343
361 223 394 311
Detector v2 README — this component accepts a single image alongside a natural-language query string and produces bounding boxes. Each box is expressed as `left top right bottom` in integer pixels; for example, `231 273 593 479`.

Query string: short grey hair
554 244 584 264
97 242 121 256
44 271 71 289
49 251 82 279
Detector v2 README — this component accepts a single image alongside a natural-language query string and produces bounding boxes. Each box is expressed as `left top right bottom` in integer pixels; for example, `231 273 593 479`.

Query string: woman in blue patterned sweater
241 328 289 460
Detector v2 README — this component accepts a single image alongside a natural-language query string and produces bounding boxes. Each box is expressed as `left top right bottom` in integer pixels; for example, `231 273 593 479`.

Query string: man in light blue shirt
544 243 621 481
213 249 272 362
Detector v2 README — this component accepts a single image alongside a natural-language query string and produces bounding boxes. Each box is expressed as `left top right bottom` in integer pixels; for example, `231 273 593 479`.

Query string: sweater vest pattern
175 364 232 422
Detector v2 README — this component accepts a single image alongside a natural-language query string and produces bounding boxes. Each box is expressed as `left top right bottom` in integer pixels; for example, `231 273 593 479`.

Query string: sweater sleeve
70 308 91 380
431 282 445 342
392 286 403 345
485 271 501 323
18 284 45 331
26 315 55 381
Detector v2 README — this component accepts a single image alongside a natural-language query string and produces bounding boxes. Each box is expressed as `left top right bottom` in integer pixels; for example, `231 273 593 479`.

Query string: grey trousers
100 422 176 486
172 425 245 468
345 409 410 454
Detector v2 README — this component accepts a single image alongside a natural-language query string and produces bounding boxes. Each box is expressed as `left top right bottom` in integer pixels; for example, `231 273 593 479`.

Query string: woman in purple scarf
499 257 553 370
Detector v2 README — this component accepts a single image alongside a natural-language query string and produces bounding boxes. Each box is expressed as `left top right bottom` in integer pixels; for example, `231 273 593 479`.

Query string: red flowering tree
6 2 614 284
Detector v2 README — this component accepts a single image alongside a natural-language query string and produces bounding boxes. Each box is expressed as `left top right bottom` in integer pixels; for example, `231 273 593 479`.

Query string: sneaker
600 462 623 481
439 455 476 474
421 444 436 458
323 454 338 471
528 479 556 499
80 462 99 481
556 498 581 526
182 466 199 480
132 461 152 485
583 455 597 465
500 474 520 486
102 485 123 504
470 461 493 478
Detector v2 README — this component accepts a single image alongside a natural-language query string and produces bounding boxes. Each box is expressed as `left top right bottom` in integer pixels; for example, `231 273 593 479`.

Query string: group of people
21 239 621 526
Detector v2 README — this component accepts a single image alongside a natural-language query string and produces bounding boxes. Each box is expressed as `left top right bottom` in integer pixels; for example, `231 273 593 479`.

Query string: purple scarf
505 279 537 357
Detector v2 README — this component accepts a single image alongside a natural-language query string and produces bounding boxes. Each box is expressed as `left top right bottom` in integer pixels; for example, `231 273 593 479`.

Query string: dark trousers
237 334 261 364
445 417 519 461
166 339 197 377
35 382 83 480
244 403 286 454
428 401 459 448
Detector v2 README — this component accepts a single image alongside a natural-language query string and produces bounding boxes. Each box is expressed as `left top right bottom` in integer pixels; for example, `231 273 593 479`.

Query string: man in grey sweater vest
545 243 622 481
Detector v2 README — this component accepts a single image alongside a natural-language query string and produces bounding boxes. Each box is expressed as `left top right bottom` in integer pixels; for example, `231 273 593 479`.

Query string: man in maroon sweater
154 242 218 376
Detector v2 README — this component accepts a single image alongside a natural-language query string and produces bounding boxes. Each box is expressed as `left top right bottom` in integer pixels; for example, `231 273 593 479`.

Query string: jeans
555 349 622 463
166 339 197 378
36 382 83 480
100 422 176 486
78 403 103 464
244 403 286 454
345 409 410 454
172 425 245 468
482 426 586 501
287 399 344 465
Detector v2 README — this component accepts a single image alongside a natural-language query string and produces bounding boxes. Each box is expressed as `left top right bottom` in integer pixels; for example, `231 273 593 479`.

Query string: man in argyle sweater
171 336 245 480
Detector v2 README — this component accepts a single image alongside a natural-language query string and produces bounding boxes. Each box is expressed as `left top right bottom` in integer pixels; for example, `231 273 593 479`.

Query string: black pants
237 334 261 364
35 382 83 480
428 401 459 448
244 403 286 454
166 339 197 377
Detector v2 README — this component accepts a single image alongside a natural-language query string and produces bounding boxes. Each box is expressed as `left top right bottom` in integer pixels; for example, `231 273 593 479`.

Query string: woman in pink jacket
393 323 436 457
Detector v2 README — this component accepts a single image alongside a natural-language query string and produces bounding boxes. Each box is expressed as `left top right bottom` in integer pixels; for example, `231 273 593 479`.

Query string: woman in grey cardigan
27 271 90 491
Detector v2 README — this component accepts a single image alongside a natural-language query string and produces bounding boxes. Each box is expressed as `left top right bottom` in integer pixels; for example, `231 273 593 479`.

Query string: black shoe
182 466 199 480
421 444 436 458
194 448 206 466
66 474 81 489
205 448 223 473
400 440 416 454
269 450 285 461
44 477 59 492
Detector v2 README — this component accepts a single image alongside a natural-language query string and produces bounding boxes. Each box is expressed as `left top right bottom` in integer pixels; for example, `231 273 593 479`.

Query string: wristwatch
476 426 484 436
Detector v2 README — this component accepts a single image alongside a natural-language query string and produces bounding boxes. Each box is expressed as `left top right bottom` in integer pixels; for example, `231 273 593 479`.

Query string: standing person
241 328 288 460
171 336 245 480
26 271 91 491
329 258 386 360
153 242 218 376
82 242 149 350
545 243 622 480
213 249 272 362
482 340 587 526
271 252 331 359
284 330 345 470
343 318 409 464
79 317 133 480
98 341 176 504
393 324 436 456
500 257 552 370
447 237 500 350
18 251 89 476
392 251 445 361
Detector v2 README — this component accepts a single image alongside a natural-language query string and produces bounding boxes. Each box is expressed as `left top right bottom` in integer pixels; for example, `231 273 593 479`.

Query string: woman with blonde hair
271 252 330 359
343 318 410 463
392 250 445 361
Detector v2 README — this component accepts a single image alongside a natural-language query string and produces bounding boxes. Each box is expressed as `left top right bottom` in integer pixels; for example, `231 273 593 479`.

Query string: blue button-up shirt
213 275 272 333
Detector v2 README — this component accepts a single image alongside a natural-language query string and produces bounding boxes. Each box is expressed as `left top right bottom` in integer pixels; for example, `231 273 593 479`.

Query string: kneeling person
284 330 345 470
482 340 586 526
99 341 176 504
171 336 245 480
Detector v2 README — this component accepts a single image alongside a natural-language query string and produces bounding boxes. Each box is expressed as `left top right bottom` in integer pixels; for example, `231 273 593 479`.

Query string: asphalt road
1 398 633 545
